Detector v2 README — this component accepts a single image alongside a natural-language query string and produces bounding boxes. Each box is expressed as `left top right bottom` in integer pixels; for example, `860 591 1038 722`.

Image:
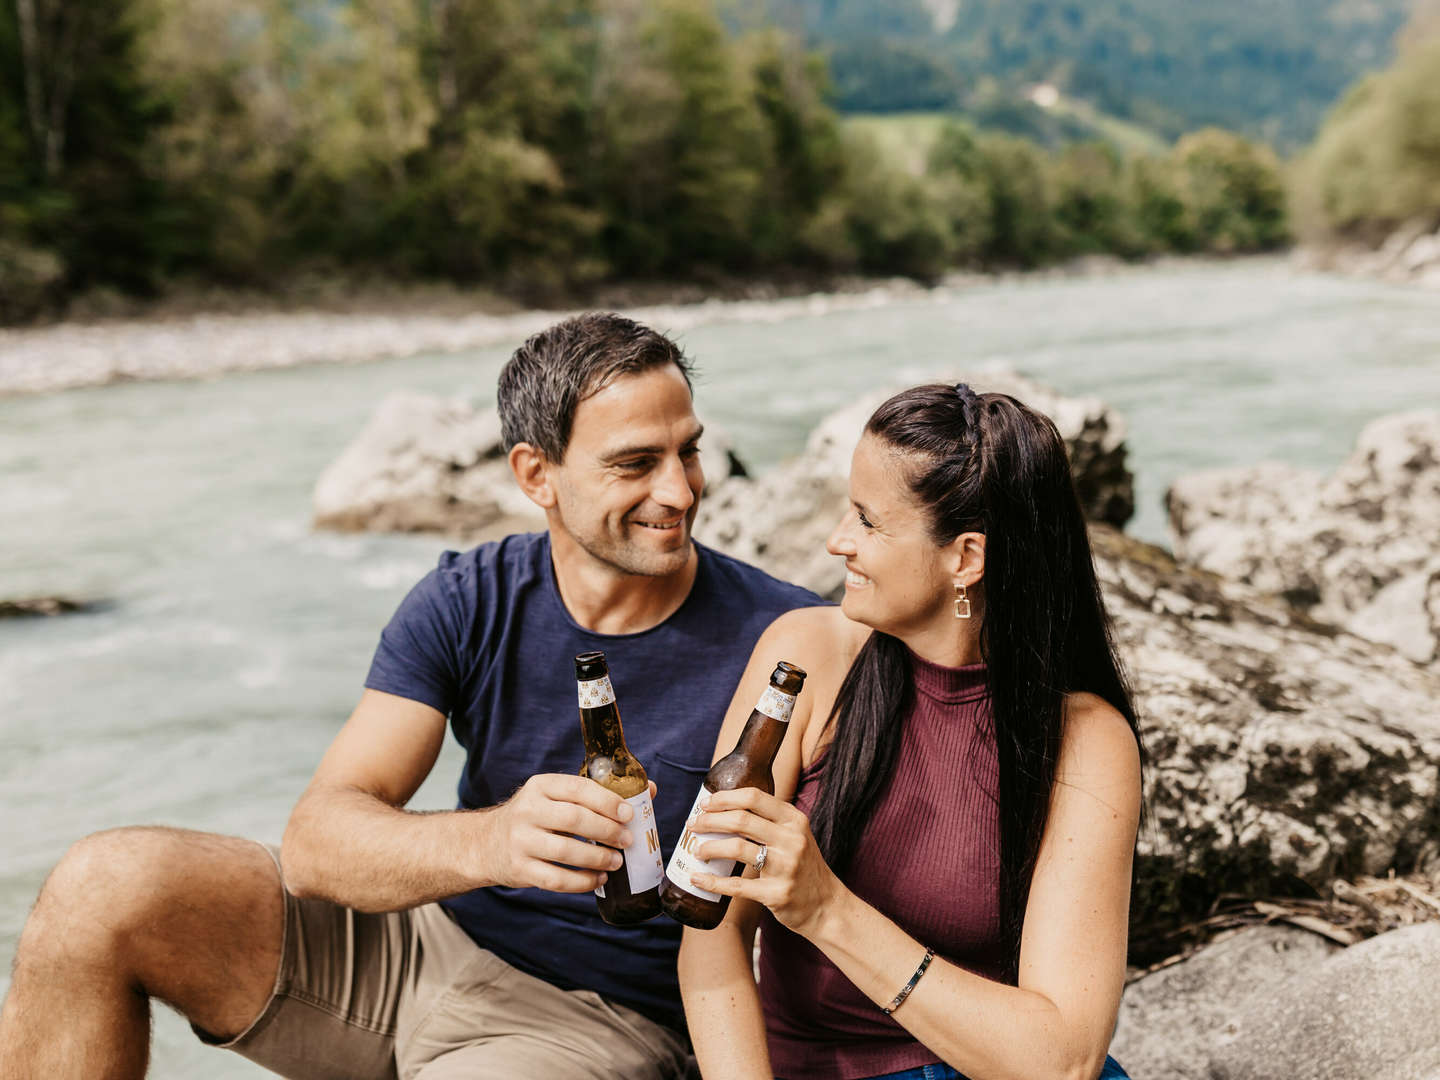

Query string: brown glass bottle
576 651 663 925
660 661 807 930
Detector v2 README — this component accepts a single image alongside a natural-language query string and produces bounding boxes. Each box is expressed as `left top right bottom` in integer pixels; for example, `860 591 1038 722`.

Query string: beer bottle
575 651 663 925
660 661 807 930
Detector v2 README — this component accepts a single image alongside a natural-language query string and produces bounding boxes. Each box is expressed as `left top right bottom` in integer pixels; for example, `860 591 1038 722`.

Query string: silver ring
754 844 768 872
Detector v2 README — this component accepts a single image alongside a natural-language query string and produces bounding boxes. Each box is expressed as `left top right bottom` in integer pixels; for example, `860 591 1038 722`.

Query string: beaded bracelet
882 947 935 1016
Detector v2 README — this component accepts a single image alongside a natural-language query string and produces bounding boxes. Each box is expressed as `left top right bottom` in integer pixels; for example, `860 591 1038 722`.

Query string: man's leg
395 911 690 1080
0 827 282 1080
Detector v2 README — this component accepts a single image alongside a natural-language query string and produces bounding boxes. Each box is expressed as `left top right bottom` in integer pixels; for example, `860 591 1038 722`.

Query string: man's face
546 364 705 578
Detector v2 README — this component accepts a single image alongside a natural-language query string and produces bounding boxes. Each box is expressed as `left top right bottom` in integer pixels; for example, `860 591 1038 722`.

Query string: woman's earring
953 583 971 620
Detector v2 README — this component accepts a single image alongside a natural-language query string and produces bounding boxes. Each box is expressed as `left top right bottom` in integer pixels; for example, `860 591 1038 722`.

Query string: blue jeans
870 1056 1131 1080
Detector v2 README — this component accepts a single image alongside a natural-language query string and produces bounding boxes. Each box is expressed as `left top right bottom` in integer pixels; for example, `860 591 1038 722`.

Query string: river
2 258 1438 1077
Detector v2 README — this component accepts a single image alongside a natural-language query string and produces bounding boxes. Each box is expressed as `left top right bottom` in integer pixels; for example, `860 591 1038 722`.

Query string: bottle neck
580 703 631 760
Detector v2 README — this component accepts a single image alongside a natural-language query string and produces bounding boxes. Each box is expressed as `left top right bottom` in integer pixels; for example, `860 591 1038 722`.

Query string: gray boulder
693 369 1132 598
1168 410 1440 665
1113 922 1440 1080
313 393 530 538
1209 922 1440 1080
1109 924 1339 1079
313 392 742 540
1091 526 1440 919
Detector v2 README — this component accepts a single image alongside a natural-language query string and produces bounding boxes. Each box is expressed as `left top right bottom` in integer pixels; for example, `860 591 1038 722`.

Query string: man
0 313 820 1078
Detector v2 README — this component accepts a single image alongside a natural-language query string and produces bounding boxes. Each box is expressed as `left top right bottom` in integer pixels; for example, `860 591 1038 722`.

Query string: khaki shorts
207 845 691 1080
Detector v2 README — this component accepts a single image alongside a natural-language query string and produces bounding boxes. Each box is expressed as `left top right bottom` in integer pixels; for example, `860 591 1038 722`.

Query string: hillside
750 0 1417 148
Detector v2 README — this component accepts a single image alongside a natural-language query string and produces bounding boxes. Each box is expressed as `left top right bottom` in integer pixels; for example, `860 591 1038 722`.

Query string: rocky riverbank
0 255 1254 398
0 276 957 397
1294 216 1440 290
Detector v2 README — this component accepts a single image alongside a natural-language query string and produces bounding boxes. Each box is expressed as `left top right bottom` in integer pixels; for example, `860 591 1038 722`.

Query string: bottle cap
575 651 609 680
770 661 806 695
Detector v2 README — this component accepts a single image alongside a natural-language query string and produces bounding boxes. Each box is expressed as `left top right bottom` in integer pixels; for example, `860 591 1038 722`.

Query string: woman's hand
690 787 844 940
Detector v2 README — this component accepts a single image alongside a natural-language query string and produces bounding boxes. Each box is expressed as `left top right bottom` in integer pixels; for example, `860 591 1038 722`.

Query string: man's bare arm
280 689 637 912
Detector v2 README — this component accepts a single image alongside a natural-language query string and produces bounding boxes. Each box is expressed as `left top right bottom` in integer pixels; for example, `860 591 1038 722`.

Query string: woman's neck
898 620 984 669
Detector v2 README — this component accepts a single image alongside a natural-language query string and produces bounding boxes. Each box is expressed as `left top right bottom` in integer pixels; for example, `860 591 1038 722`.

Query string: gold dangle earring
953 583 971 620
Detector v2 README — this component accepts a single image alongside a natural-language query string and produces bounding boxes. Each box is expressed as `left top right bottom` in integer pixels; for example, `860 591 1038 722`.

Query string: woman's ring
754 844 768 872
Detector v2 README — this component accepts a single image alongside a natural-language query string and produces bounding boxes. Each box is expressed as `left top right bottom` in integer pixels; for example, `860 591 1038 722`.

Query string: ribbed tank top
758 653 1004 1080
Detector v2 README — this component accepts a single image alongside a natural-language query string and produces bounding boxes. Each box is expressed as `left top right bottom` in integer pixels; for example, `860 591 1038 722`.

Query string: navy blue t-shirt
364 532 822 1029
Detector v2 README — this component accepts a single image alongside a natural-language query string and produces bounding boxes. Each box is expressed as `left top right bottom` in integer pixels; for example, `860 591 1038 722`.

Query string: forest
0 0 1431 322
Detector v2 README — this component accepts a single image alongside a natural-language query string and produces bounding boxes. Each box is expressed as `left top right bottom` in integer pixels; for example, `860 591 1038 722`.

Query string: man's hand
478 774 658 894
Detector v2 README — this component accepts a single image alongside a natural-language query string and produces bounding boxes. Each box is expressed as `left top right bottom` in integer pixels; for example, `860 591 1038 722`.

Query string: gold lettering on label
646 828 660 854
679 829 698 855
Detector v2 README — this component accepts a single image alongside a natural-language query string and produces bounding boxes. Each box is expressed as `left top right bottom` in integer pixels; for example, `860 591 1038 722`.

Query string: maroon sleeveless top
757 654 1005 1079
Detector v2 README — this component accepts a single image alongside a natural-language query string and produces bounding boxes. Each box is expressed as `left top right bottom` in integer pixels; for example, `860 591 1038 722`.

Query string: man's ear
509 443 557 510
945 531 986 587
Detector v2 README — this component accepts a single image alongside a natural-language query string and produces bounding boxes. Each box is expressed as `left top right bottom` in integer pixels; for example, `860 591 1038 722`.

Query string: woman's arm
693 692 1141 1080
678 895 770 1079
677 607 846 1080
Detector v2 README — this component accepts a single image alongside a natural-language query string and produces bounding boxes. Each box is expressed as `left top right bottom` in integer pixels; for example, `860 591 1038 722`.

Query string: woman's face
826 434 954 637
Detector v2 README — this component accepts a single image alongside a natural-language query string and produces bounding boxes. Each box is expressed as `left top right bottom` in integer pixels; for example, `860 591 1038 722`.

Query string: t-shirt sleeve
364 558 469 715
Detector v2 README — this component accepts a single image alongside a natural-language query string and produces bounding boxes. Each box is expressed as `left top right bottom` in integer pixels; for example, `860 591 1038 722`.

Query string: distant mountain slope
751 0 1417 147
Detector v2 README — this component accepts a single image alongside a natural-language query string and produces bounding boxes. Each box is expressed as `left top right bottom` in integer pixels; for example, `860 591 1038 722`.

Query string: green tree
1124 154 1196 253
925 121 992 265
589 0 769 275
1173 128 1288 251
1293 32 1440 242
976 133 1059 266
1050 142 1139 255
5 0 173 294
815 129 952 279
744 30 847 265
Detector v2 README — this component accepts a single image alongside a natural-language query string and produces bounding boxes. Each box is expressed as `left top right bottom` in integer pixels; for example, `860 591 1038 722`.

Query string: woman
677 384 1141 1080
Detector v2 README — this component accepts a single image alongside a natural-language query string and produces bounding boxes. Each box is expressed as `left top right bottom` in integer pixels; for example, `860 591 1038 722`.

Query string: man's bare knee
24 826 284 1037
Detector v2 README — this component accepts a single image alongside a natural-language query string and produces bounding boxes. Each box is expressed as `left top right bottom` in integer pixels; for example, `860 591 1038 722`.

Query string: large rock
314 394 530 538
1109 924 1339 1079
1167 410 1440 665
313 392 742 539
693 369 1132 597
1209 922 1440 1080
1092 526 1440 921
1113 921 1440 1080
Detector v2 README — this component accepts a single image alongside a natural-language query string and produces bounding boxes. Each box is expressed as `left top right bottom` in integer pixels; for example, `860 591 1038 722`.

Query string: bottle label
664 785 734 902
756 685 796 723
620 789 664 893
578 675 616 709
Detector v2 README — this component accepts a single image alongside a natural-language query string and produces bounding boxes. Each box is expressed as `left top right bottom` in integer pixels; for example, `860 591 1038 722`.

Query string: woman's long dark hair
807 384 1141 981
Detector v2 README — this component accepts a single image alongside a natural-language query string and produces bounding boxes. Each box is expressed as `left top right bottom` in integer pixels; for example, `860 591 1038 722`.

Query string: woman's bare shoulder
759 605 869 668
1059 691 1141 786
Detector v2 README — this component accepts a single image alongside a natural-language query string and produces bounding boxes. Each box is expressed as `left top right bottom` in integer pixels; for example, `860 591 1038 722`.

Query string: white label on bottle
620 789 665 893
595 881 605 898
664 785 733 901
578 675 616 709
756 685 796 723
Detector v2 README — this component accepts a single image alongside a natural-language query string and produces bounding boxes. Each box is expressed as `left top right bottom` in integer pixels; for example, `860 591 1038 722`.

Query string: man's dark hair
497 312 695 462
